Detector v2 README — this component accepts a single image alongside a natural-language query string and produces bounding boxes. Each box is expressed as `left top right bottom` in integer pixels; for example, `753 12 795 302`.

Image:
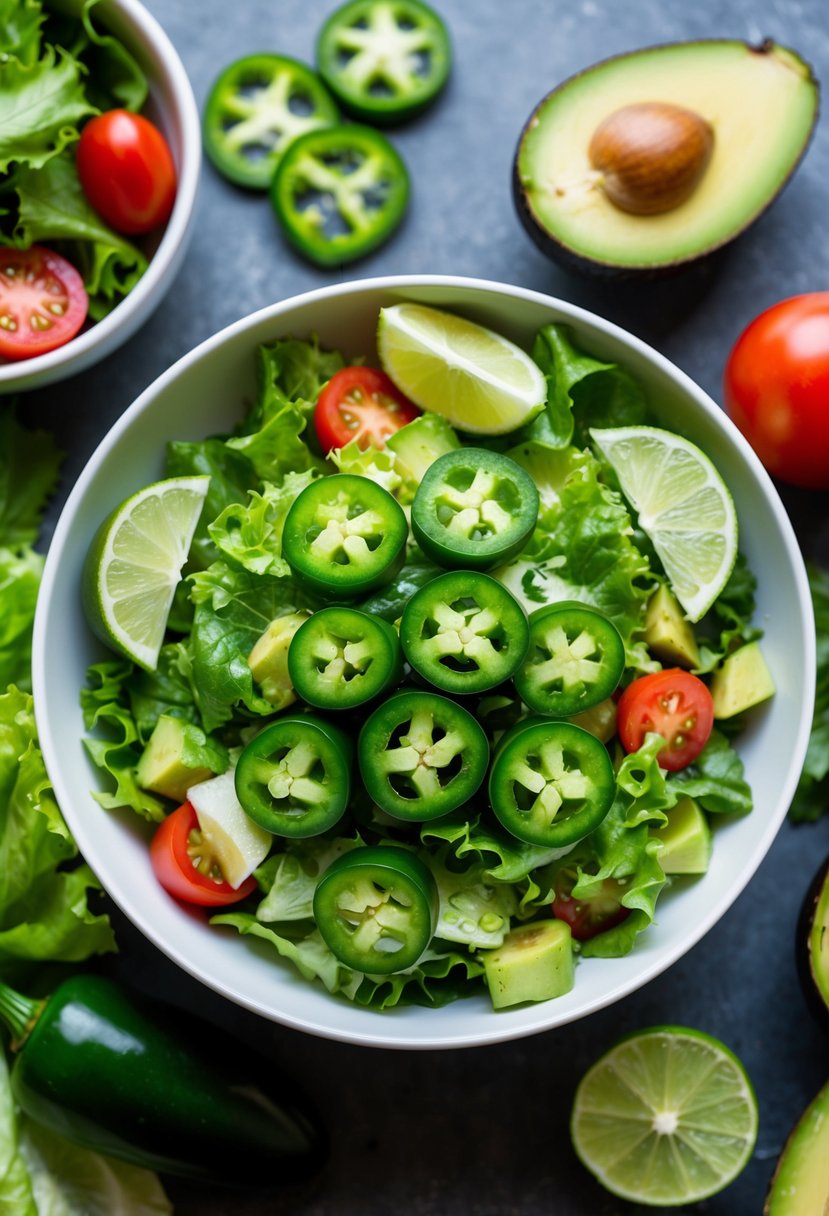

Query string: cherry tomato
76 109 177 236
616 668 714 771
724 292 829 490
551 866 631 941
314 366 420 453
0 245 88 361
150 801 256 907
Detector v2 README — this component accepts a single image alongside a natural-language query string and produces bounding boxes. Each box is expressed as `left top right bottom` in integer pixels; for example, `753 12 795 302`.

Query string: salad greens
0 0 149 320
81 319 760 1010
790 564 829 822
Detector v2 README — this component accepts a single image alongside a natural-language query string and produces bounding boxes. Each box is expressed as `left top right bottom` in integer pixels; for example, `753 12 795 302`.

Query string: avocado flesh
764 1077 829 1214
710 641 775 719
482 919 573 1009
516 41 818 270
801 857 829 1023
650 796 711 875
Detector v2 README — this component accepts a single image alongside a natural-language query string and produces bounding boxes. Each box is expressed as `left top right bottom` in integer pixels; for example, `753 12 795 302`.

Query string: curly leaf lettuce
208 469 318 578
80 664 166 822
0 47 92 173
242 335 345 435
0 408 62 550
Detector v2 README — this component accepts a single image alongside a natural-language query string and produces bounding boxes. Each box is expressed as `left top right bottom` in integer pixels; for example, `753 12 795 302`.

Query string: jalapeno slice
270 124 409 267
288 606 402 710
400 570 529 695
489 720 614 848
359 689 489 821
202 55 339 190
514 602 626 717
411 448 539 570
235 716 351 838
282 474 408 598
313 846 438 974
316 0 451 126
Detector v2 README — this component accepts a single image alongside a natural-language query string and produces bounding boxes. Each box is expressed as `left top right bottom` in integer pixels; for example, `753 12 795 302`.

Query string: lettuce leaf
666 729 752 816
81 664 166 822
227 399 324 485
0 408 62 549
329 440 404 498
694 553 761 673
0 547 42 692
211 914 363 1000
0 1051 37 1215
255 835 362 923
790 563 829 822
241 336 345 435
208 469 318 578
425 847 518 949
0 0 43 67
0 46 93 173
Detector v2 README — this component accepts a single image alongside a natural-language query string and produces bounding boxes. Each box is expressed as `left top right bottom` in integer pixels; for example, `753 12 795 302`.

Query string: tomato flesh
552 867 631 941
0 245 88 361
314 366 420 453
724 292 829 490
616 668 713 771
77 109 177 236
150 802 255 907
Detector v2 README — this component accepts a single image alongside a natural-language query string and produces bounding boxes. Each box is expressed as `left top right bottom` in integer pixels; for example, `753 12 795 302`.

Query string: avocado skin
512 38 820 279
764 1075 829 1214
795 855 829 1033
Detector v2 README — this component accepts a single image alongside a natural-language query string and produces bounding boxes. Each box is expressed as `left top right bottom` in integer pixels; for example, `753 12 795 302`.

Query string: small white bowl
0 0 200 393
33 275 815 1049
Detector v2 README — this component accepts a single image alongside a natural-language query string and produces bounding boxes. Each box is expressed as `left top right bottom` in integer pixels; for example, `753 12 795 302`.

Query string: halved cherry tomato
314 366 420 453
616 668 714 771
551 866 631 941
76 109 177 236
0 245 88 361
150 801 256 907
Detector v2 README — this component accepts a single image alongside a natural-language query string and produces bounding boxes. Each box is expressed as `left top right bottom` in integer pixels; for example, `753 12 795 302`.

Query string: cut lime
590 426 738 622
83 476 210 671
377 302 546 435
571 1026 758 1207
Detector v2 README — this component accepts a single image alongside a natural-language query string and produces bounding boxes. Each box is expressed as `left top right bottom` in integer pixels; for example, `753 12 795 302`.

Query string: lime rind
571 1026 758 1207
85 476 210 671
589 425 738 622
377 303 546 435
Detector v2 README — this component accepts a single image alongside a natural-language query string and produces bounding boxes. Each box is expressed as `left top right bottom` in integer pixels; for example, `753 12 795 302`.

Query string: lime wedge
377 303 546 435
590 426 738 622
571 1026 758 1207
83 476 210 671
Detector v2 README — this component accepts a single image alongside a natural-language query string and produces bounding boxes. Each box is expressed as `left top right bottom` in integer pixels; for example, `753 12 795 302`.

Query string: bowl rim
0 0 201 393
33 273 816 1048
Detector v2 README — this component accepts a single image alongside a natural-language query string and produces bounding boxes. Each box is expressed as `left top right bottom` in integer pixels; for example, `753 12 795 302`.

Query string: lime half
83 476 210 671
377 303 546 435
590 425 738 622
571 1026 758 1207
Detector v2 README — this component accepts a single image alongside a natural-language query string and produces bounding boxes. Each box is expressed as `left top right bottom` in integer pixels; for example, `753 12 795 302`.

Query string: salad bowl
0 0 201 393
33 275 814 1049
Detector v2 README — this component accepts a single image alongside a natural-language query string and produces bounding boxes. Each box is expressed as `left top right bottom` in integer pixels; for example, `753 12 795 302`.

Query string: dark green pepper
0 974 325 1186
288 606 403 710
514 601 626 717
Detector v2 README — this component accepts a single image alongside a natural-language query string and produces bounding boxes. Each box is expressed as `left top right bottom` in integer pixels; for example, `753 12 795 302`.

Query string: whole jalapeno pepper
514 601 625 717
0 974 326 1186
288 606 403 710
313 845 438 974
400 569 529 695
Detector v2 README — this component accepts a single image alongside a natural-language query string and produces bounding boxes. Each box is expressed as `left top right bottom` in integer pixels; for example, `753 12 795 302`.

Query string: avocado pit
588 101 714 215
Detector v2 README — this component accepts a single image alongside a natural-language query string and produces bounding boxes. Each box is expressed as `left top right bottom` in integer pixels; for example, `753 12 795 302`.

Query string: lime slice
571 1026 758 1207
83 476 210 671
377 302 546 435
590 426 737 622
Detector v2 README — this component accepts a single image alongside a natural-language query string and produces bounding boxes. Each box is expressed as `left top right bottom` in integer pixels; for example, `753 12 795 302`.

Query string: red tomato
314 366 420 453
551 866 631 941
150 802 256 907
76 109 177 236
724 292 829 490
616 669 714 771
0 245 88 361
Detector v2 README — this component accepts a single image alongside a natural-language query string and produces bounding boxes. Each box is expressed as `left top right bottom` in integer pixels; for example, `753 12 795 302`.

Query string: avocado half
513 40 820 276
796 855 829 1030
764 1077 829 1214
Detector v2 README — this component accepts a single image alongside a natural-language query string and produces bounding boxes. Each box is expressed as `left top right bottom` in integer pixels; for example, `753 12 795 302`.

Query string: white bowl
33 275 815 1049
0 0 200 393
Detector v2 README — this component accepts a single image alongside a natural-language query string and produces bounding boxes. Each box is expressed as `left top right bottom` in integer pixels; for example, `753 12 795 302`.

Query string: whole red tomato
724 293 829 490
77 109 177 236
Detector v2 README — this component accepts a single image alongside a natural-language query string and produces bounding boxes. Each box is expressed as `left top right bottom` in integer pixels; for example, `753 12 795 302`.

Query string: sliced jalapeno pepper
202 55 339 190
359 689 489 821
282 473 408 598
411 448 539 570
400 570 529 695
313 845 438 974
514 601 625 717
489 720 614 848
288 606 402 710
235 716 351 837
316 0 451 126
270 124 409 267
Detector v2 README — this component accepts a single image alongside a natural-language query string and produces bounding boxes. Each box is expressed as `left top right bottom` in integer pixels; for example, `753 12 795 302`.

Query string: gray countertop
21 0 829 1211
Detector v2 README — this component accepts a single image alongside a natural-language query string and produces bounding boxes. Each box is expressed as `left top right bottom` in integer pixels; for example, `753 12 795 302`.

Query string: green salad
81 305 769 1012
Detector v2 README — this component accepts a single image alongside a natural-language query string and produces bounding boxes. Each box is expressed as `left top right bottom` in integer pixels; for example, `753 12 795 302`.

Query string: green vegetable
288 606 403 710
791 563 829 822
514 601 625 717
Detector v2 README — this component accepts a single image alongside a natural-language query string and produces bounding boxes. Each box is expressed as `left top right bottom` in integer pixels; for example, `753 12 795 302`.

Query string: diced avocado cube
569 697 617 743
710 640 775 719
136 714 228 803
482 919 574 1009
247 611 310 709
386 413 459 484
645 584 700 668
650 795 711 875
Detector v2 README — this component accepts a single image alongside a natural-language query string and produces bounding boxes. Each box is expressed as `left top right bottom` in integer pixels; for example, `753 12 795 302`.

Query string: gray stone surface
20 0 829 1211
